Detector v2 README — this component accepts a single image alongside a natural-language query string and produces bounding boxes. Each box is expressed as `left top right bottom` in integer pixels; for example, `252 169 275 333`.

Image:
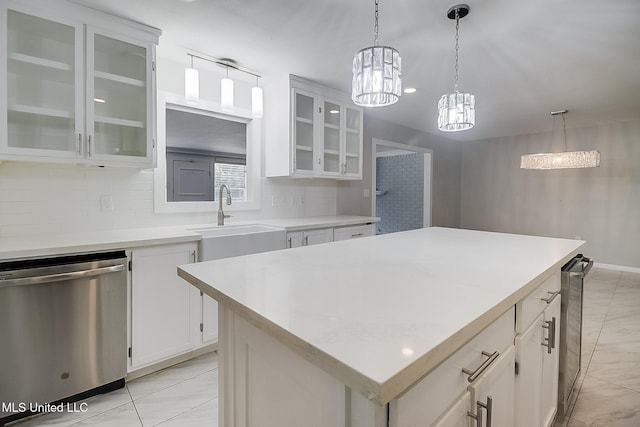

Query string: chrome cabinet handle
288 237 292 248
304 235 309 246
351 233 364 238
468 396 492 427
542 316 557 354
88 135 92 157
540 290 560 304
77 133 82 155
462 351 499 383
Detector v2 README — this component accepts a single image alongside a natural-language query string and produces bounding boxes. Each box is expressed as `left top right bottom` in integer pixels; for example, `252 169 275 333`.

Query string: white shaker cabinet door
130 243 198 370
468 345 516 427
541 295 561 427
432 391 472 427
515 313 544 427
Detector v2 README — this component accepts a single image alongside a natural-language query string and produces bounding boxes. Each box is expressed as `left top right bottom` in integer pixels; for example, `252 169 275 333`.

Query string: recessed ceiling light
403 88 417 94
93 98 106 103
329 109 340 114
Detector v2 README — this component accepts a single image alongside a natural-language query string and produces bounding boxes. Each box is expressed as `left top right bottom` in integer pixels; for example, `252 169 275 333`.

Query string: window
154 92 261 213
214 161 247 201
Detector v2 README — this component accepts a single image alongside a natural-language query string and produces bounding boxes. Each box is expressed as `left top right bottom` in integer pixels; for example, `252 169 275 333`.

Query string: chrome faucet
217 184 232 225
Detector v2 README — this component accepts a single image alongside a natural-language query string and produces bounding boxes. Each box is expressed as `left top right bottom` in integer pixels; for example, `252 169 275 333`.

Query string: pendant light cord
374 0 379 46
454 8 460 93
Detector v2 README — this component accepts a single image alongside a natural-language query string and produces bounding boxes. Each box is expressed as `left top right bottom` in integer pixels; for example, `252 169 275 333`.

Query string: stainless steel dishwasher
0 251 128 425
557 253 593 420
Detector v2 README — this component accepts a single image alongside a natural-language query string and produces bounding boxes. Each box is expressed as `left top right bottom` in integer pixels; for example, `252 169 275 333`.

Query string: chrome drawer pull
542 317 556 354
542 317 557 354
462 350 499 383
540 290 560 304
468 396 492 427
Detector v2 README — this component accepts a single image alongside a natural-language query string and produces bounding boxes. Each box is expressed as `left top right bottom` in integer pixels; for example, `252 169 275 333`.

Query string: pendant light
438 4 475 132
520 110 601 169
184 53 261 115
185 54 199 104
221 65 234 112
251 76 263 118
352 0 402 107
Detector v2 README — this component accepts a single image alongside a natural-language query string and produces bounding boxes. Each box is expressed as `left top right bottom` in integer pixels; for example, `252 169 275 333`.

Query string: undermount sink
192 225 287 261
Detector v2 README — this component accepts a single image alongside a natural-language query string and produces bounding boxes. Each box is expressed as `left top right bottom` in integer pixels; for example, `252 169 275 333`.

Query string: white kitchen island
177 227 584 427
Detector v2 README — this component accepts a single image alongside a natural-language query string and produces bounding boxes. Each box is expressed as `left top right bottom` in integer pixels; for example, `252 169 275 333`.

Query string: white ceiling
73 0 640 142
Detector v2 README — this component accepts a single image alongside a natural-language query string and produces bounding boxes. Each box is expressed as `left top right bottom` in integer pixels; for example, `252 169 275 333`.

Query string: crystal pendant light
520 110 601 169
184 54 199 104
438 4 475 132
352 0 401 107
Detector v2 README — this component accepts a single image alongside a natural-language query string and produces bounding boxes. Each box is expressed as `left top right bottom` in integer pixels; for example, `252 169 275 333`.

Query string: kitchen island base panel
219 306 387 427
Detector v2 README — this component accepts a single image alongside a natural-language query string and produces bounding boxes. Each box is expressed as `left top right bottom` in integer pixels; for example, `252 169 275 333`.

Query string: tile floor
9 268 640 427
555 268 640 427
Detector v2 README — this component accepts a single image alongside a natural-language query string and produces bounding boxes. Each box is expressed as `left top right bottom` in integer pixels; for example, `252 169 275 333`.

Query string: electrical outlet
100 195 113 212
271 195 283 207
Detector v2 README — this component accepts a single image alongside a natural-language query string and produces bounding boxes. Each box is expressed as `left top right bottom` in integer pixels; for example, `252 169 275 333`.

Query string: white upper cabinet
265 75 363 179
1 0 160 167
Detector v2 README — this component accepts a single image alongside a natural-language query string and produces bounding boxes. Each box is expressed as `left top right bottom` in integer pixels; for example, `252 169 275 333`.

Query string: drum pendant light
438 4 475 132
352 0 402 107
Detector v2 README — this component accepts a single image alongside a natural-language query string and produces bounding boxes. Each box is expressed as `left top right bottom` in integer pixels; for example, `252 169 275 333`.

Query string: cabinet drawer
516 272 560 333
389 306 514 427
333 224 375 241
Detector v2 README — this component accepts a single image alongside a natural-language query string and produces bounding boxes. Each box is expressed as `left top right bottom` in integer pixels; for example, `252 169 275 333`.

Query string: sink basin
192 225 282 238
192 225 287 261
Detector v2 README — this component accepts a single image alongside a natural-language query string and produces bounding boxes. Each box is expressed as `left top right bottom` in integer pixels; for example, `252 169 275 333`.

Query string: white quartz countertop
178 227 584 405
259 215 379 231
0 215 378 261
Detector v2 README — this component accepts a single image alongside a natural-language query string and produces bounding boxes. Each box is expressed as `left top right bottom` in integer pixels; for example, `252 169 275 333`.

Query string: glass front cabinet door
342 106 363 178
86 29 154 165
292 89 316 175
1 2 159 167
4 7 84 159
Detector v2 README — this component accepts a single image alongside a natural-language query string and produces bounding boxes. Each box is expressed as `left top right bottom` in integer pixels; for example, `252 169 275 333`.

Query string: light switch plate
100 195 113 212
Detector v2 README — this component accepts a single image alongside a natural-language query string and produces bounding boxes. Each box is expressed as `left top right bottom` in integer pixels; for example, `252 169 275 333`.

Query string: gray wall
337 116 462 228
375 153 424 234
460 119 640 268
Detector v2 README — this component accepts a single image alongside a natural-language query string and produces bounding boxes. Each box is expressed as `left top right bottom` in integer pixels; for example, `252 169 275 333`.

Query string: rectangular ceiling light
520 150 601 170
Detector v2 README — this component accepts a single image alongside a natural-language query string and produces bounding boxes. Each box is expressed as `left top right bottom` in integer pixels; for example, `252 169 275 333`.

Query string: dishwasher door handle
0 264 125 288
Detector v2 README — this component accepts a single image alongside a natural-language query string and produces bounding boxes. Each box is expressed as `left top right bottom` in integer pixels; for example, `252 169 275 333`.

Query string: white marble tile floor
9 268 640 426
556 268 640 427
8 353 219 427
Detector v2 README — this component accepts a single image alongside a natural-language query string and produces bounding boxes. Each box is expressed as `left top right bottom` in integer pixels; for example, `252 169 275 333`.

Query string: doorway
372 138 432 235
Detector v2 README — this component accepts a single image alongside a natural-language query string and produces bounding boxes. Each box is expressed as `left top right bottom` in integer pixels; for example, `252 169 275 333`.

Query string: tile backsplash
0 162 337 237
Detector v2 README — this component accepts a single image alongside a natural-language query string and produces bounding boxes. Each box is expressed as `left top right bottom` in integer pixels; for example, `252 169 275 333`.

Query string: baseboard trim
594 262 640 274
126 343 218 382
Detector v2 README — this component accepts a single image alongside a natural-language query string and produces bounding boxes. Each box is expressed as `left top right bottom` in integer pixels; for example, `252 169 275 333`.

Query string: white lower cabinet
515 275 561 427
468 345 516 427
287 227 333 248
202 293 218 344
432 391 471 427
333 224 375 241
390 307 515 427
541 296 561 427
128 242 199 371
